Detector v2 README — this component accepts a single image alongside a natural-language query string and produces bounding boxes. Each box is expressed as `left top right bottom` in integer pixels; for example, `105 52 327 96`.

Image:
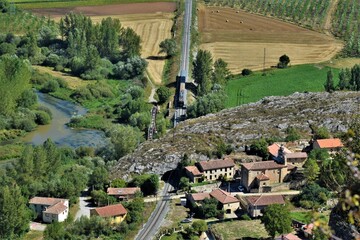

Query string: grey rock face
111 92 360 178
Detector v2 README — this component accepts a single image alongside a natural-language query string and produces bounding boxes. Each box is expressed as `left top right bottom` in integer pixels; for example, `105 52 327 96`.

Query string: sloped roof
242 161 287 171
210 189 239 204
107 187 140 196
302 223 314 235
198 158 234 171
285 152 308 159
256 173 270 181
275 233 302 240
190 192 211 201
268 143 291 157
245 195 285 206
44 202 67 214
29 197 67 206
185 166 202 176
314 138 343 149
93 204 127 218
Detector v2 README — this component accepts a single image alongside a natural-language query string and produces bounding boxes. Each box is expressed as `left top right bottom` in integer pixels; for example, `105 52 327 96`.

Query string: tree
262 204 292 238
277 54 290 68
212 58 230 86
249 138 269 159
303 158 320 183
337 69 350 90
156 86 172 104
187 91 226 118
193 49 213 96
285 127 301 142
324 69 335 92
120 27 141 58
89 166 109 190
297 183 330 209
159 38 177 57
141 174 159 196
191 220 208 235
179 177 190 191
0 185 31 239
107 124 144 159
312 126 330 139
44 222 68 240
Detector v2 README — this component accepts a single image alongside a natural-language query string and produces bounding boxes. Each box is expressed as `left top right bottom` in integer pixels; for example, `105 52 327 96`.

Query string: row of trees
325 64 360 92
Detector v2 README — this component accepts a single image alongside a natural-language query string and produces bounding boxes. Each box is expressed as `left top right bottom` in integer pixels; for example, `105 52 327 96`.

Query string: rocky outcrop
111 91 360 178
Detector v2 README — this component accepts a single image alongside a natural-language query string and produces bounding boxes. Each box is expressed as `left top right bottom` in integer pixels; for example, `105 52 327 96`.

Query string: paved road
135 182 173 240
75 196 92 220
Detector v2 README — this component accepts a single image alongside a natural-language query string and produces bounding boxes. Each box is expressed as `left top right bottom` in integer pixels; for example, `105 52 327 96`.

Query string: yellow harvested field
199 5 343 74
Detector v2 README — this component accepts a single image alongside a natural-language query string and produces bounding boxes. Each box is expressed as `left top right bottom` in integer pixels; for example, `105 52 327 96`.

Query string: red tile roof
268 143 291 157
185 166 202 176
29 197 67 206
256 173 270 181
107 187 140 196
44 202 67 214
275 233 302 240
314 138 343 149
245 195 285 206
190 192 211 201
242 161 287 171
210 189 239 204
285 152 308 159
93 204 127 218
302 223 314 235
198 158 234 171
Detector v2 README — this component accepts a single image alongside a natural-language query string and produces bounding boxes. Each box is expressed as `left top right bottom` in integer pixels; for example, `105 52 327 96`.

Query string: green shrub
55 77 68 88
41 79 59 93
241 68 253 76
241 214 251 220
35 111 51 125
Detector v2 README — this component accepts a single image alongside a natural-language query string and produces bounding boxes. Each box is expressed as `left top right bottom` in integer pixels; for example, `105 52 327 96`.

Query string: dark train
176 70 187 108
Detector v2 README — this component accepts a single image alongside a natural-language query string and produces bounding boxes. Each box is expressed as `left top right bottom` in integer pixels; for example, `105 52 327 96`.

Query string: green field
225 64 340 108
14 0 175 9
210 220 269 239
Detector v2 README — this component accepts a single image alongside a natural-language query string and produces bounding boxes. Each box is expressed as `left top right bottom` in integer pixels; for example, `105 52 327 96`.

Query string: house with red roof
107 187 140 201
313 138 343 154
196 158 235 181
29 197 69 223
187 189 240 216
90 203 127 224
241 194 285 217
240 159 295 192
268 143 308 167
185 166 203 183
274 233 302 240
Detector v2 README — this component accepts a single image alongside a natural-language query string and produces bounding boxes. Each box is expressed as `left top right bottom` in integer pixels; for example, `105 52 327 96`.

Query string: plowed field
198 5 343 74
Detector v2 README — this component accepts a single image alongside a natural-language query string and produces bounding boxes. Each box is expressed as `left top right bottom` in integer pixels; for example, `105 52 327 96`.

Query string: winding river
23 92 108 148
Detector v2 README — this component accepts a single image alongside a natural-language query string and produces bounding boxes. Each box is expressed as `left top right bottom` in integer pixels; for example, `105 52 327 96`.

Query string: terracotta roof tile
29 197 67 206
246 195 285 206
302 223 314 235
275 233 302 240
107 187 140 196
242 161 287 171
44 202 67 214
198 158 234 171
210 189 239 204
93 204 127 218
314 138 343 149
256 173 270 181
190 192 211 201
185 166 202 176
285 152 308 159
268 143 291 157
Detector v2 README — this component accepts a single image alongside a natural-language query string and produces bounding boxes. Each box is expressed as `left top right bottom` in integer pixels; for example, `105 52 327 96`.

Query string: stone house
240 194 285 217
196 158 235 181
313 138 343 154
29 197 69 223
185 166 203 183
90 203 127 224
107 187 141 201
268 143 307 167
187 189 240 215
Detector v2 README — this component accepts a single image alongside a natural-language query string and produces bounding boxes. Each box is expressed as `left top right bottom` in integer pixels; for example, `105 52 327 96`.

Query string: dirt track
199 5 343 73
30 2 176 18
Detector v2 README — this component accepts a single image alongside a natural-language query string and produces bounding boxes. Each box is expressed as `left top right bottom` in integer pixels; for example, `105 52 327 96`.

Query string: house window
210 176 212 180
52 214 56 218
45 214 49 217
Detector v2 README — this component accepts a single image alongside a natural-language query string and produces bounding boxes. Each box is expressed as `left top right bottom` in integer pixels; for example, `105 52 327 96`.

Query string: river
22 92 108 148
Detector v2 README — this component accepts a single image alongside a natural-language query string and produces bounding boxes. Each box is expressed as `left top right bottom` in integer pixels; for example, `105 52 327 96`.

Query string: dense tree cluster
262 204 292 238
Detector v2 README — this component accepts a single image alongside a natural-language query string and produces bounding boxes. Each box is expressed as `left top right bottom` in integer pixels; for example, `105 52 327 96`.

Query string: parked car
238 185 245 192
181 218 192 223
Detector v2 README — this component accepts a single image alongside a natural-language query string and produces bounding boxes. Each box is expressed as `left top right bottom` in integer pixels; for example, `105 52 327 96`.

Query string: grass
14 0 175 9
290 210 330 224
225 64 340 108
23 230 43 240
209 219 269 239
166 200 188 228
